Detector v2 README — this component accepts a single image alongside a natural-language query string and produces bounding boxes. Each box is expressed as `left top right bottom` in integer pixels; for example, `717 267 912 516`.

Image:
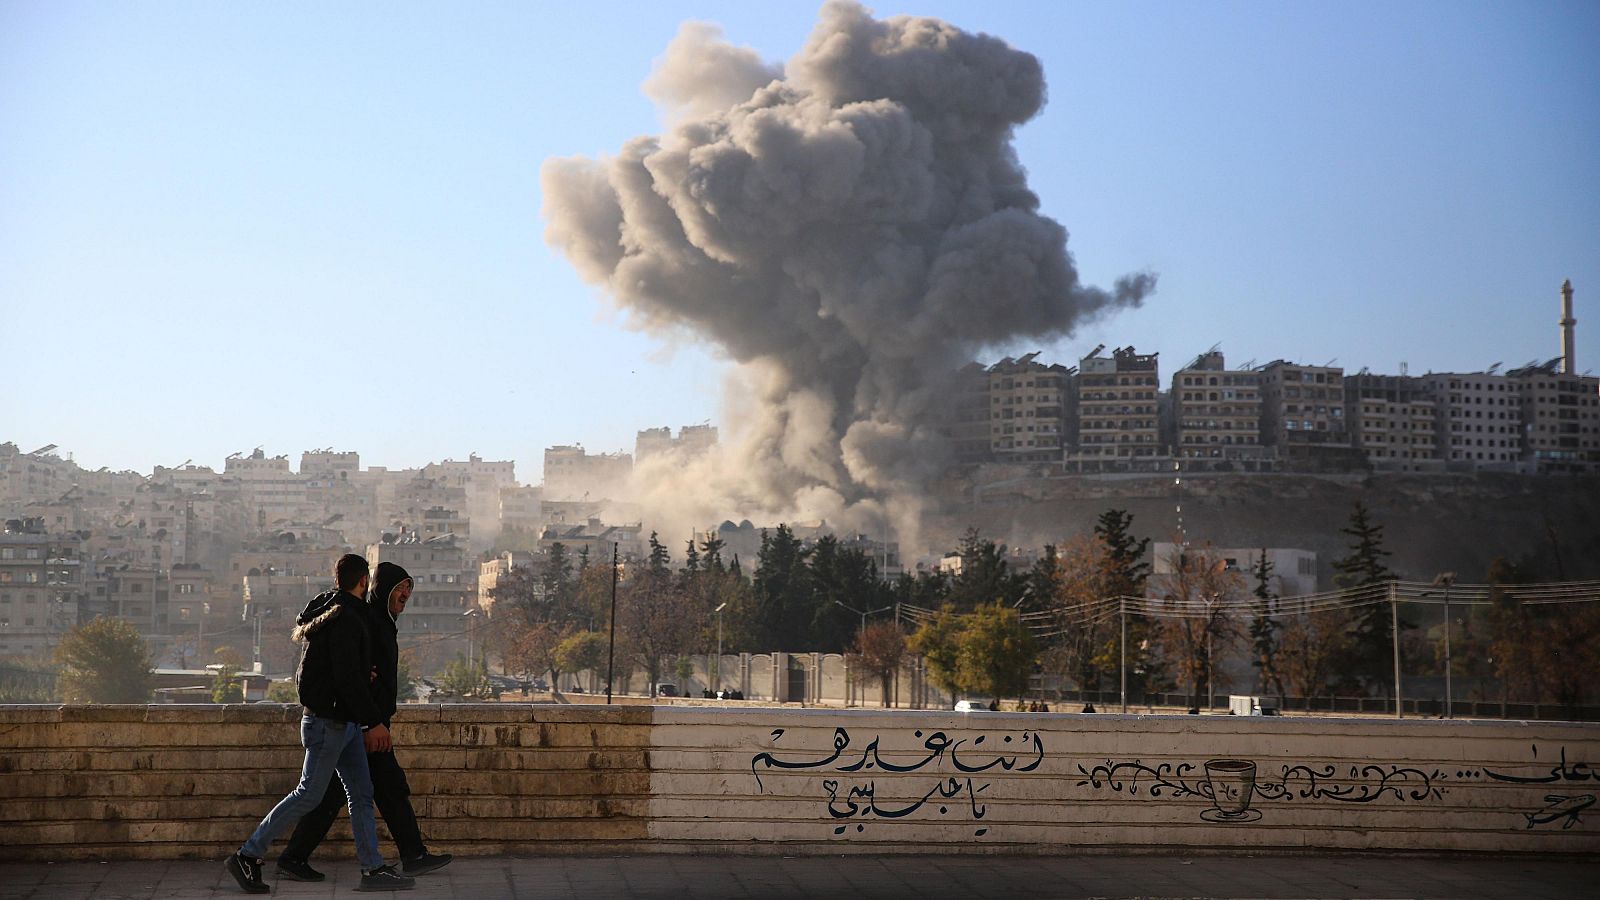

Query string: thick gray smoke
542 1 1154 545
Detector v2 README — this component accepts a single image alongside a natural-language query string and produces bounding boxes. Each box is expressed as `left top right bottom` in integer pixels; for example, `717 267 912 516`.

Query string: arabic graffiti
1474 745 1596 830
1076 757 1447 823
751 726 1043 837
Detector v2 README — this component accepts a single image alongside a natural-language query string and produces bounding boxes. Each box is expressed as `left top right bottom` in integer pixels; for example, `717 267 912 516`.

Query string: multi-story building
498 485 542 535
1505 280 1600 474
1170 350 1265 464
1069 345 1161 468
1151 543 1319 599
1258 361 1354 467
542 446 633 502
539 518 645 562
1344 373 1442 471
636 425 719 462
478 550 535 618
1420 371 1523 469
944 354 1074 465
985 353 1073 463
416 506 469 541
422 455 516 550
225 449 310 531
0 519 84 658
1510 364 1600 474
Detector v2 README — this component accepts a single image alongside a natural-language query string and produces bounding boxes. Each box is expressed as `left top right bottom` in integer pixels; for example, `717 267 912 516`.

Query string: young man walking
225 554 415 893
276 561 452 881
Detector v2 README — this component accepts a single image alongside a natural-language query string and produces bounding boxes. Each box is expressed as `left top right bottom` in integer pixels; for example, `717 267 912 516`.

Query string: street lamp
713 602 727 694
462 608 481 672
834 600 892 645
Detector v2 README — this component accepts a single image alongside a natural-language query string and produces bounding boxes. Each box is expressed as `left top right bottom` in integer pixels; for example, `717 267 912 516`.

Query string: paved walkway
1 854 1594 899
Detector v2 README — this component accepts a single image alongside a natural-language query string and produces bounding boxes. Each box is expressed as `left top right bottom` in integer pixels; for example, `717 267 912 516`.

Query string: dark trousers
281 749 426 862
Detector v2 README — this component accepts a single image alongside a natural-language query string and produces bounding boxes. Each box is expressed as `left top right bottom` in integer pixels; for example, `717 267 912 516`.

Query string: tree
1090 509 1160 695
807 537 889 652
266 680 298 703
56 617 154 704
752 525 811 649
496 618 568 691
1155 543 1242 710
211 662 244 703
436 655 491 698
1484 556 1600 715
909 607 966 697
646 531 671 577
956 603 1038 701
849 621 906 707
1249 550 1286 701
1035 536 1115 695
619 564 702 695
1278 609 1355 703
554 630 607 691
0 656 57 703
1332 501 1408 694
945 528 1025 611
541 543 575 613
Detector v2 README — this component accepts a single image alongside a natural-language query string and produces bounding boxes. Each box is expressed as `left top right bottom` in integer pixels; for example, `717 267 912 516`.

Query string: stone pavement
0 854 1594 899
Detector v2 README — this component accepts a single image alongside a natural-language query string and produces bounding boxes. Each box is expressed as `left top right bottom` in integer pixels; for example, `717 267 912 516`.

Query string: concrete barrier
1 704 1595 860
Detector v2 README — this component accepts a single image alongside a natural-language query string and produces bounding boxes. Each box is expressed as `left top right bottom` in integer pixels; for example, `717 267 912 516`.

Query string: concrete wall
2 704 1596 861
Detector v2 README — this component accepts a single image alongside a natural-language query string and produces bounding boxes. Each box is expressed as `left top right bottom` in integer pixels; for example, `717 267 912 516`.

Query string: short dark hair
335 554 369 591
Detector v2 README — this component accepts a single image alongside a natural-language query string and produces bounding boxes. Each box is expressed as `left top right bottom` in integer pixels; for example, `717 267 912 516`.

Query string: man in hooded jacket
226 554 414 893
276 561 452 881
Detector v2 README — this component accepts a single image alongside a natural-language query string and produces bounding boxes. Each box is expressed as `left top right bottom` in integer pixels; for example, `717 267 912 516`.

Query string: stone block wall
1 704 1596 860
0 704 650 861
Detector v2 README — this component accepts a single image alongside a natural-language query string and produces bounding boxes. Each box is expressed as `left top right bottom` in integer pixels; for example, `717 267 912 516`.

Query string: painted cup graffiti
1203 759 1257 815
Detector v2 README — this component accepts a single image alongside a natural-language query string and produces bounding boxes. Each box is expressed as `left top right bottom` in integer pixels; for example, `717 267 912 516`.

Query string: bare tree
1154 542 1243 711
848 621 905 707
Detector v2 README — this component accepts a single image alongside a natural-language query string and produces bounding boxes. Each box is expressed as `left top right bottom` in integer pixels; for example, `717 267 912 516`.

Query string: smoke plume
541 1 1154 546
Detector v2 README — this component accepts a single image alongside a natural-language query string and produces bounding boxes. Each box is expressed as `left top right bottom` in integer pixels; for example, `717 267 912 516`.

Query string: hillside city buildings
1 283 1594 668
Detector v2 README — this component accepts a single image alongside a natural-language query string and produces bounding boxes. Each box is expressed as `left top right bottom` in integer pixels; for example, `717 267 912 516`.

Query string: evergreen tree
1249 550 1285 700
647 532 671 576
541 543 574 611
682 539 701 576
1332 501 1409 694
1090 509 1160 695
945 527 1024 611
699 535 726 573
752 525 811 649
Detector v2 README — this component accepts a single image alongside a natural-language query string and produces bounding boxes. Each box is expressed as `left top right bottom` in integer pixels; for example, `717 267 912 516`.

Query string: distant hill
931 469 1600 587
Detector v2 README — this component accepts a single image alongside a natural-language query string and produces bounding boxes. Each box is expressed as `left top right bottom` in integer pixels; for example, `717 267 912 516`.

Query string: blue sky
3 1 1596 476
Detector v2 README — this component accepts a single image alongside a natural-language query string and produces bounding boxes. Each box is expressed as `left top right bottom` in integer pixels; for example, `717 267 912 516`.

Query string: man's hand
363 724 392 753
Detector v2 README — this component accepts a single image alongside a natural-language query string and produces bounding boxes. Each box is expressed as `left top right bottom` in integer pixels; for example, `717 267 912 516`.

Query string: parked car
654 683 680 698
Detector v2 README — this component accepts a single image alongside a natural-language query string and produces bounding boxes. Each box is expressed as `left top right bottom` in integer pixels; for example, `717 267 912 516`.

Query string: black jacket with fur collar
292 589 383 728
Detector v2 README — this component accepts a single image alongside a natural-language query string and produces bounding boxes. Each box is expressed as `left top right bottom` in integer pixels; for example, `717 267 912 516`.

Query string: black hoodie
292 588 383 728
367 561 411 724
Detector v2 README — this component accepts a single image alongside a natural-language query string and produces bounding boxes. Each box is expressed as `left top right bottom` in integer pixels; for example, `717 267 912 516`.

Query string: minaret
1560 279 1576 375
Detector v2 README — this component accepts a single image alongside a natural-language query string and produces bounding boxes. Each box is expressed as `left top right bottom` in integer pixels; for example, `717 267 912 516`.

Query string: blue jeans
241 715 383 871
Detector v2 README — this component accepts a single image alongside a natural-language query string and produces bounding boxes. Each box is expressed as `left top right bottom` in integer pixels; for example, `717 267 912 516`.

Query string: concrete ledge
0 704 1595 860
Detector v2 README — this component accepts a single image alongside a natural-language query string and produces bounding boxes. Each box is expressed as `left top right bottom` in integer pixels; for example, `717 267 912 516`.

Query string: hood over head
371 562 413 610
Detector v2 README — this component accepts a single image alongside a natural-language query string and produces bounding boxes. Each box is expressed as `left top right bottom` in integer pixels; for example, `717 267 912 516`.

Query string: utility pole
1119 595 1128 714
606 542 618 705
1390 581 1403 719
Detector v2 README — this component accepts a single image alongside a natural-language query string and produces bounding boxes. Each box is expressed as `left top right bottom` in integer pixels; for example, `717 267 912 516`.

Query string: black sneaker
402 851 453 876
224 852 271 894
274 856 325 882
357 865 416 892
